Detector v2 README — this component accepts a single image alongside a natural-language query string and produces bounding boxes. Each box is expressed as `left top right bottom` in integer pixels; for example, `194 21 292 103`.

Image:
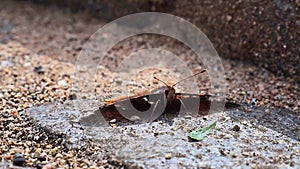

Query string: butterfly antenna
172 69 206 87
153 76 170 86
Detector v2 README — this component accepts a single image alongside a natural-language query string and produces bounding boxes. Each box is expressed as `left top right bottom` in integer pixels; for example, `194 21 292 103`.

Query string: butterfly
99 70 236 124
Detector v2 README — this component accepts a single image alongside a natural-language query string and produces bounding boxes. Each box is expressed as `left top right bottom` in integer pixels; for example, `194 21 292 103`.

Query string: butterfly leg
178 99 198 117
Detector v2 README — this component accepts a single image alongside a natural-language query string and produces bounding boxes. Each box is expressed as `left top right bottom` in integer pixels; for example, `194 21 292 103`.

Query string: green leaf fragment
188 121 217 141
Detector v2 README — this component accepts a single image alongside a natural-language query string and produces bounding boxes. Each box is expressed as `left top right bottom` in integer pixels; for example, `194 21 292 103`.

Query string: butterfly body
99 69 238 123
100 85 211 122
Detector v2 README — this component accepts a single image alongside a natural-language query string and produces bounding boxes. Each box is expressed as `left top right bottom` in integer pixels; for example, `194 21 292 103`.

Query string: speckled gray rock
25 101 300 168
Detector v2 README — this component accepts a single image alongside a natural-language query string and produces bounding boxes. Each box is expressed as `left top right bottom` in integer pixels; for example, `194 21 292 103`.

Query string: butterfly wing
162 93 211 117
100 93 168 122
171 93 239 116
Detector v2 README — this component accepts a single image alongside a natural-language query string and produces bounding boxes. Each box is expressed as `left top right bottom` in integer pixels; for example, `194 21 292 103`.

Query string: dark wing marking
173 93 240 115
100 93 167 122
170 93 211 116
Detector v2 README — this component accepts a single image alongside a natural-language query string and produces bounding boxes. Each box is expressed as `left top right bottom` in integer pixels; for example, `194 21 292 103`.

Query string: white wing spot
183 95 190 98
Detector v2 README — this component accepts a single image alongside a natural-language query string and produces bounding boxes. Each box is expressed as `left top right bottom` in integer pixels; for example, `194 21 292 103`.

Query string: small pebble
10 109 19 118
109 119 117 127
265 109 270 114
241 120 247 125
32 95 37 100
242 152 250 157
27 134 33 140
184 115 192 120
36 163 43 169
219 149 227 156
68 93 77 100
110 123 117 128
38 155 47 162
13 153 26 166
58 80 68 87
232 125 241 132
2 113 9 118
33 66 44 74
165 153 172 159
251 98 256 105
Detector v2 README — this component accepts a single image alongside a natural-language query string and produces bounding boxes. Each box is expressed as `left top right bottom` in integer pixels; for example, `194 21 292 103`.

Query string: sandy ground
0 0 299 168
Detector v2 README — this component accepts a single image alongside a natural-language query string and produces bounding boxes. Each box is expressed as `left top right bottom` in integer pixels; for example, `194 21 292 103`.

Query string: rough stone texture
172 0 299 84
25 101 300 168
21 0 152 19
23 0 300 84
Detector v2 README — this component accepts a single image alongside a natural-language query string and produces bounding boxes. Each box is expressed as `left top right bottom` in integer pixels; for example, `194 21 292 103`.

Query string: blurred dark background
19 0 300 84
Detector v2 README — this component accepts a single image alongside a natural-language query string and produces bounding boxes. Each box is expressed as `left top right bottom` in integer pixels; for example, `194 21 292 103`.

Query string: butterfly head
153 69 206 103
165 86 176 103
